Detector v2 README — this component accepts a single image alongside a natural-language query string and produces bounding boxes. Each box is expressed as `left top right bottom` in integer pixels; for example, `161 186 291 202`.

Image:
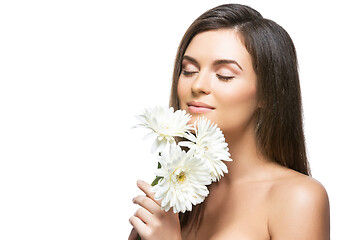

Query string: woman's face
177 29 259 135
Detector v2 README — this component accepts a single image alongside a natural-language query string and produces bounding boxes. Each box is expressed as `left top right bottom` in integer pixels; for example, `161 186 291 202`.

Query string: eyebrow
214 59 243 71
182 55 200 68
183 55 242 71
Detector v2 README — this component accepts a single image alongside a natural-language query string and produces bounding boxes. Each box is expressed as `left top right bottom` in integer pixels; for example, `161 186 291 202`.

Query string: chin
189 113 217 125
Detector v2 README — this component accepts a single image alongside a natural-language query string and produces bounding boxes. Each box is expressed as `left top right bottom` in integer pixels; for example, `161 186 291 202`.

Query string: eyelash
182 70 197 76
182 70 234 81
216 74 234 81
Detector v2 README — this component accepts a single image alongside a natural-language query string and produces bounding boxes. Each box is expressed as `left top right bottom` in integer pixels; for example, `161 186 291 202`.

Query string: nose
191 71 211 96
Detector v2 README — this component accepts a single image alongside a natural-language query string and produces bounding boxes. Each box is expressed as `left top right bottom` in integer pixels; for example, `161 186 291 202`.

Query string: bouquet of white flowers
134 106 231 213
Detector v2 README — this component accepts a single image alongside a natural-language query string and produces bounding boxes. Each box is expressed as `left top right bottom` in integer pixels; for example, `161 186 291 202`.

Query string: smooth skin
129 180 182 240
129 29 330 240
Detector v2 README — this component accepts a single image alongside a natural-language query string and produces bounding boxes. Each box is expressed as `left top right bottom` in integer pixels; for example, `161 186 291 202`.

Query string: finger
133 195 160 214
134 207 152 223
129 216 148 238
137 180 160 204
128 228 138 240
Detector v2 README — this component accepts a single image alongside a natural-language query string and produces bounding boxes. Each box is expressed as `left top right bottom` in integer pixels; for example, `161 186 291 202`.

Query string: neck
222 125 271 184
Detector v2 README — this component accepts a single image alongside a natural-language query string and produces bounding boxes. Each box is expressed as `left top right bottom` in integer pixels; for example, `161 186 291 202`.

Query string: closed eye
182 70 198 76
216 74 234 81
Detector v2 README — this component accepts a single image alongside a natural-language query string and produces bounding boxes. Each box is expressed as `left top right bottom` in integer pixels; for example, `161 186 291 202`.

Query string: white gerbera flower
134 106 192 153
152 146 212 213
180 117 232 181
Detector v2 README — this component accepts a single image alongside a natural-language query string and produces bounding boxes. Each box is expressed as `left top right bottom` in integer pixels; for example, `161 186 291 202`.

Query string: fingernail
132 197 135 203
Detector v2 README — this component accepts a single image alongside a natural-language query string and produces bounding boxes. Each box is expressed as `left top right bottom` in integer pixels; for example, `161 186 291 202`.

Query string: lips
187 101 215 114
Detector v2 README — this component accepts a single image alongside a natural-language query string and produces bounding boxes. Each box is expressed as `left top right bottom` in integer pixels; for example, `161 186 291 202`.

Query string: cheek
222 84 257 106
215 83 258 130
177 78 190 107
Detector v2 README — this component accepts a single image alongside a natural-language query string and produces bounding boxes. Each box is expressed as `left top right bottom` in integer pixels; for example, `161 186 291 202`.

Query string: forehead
184 29 251 65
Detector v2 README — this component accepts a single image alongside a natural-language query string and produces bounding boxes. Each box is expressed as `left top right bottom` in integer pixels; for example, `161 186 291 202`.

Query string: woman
129 4 330 239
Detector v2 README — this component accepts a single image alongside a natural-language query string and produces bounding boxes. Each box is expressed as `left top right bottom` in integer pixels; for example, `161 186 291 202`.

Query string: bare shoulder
267 169 330 239
268 170 329 204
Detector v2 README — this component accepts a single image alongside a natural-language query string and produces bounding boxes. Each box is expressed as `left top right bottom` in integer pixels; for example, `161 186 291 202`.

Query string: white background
0 0 359 239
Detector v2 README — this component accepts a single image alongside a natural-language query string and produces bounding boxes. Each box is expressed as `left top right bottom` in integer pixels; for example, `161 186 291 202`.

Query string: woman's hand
128 180 182 240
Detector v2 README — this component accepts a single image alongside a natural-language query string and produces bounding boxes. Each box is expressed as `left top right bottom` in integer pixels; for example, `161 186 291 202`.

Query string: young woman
129 4 330 240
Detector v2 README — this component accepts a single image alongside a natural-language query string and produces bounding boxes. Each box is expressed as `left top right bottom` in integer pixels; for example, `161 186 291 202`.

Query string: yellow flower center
176 171 186 183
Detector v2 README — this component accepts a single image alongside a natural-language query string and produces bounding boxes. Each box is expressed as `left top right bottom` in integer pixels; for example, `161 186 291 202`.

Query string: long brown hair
169 3 310 233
